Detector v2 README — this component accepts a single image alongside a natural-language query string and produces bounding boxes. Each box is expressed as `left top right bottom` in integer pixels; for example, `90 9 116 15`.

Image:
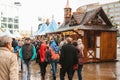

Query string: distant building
102 1 120 27
0 1 19 33
74 1 120 35
77 3 100 12
76 1 120 28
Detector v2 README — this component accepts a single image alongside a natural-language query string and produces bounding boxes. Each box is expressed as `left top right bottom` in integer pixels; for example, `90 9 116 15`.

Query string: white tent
0 32 4 37
3 29 15 38
0 28 4 37
13 31 22 38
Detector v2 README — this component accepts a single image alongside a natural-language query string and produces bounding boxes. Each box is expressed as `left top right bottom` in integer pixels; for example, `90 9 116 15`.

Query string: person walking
0 35 19 80
77 39 84 80
38 40 48 80
72 39 84 80
12 38 18 51
19 37 36 80
49 37 60 80
59 37 78 80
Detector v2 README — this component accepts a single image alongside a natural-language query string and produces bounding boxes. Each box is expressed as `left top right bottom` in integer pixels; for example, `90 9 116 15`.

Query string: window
108 5 114 8
8 18 13 22
14 18 19 23
114 17 120 21
8 24 13 29
1 23 7 28
87 31 94 49
116 22 120 24
115 8 120 12
109 9 114 12
115 13 120 16
115 3 120 7
10 30 13 34
1 12 3 15
109 14 114 17
103 6 108 9
1 17 7 22
14 25 19 29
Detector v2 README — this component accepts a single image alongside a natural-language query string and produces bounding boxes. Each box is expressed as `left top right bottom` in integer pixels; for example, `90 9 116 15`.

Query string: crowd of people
0 35 84 80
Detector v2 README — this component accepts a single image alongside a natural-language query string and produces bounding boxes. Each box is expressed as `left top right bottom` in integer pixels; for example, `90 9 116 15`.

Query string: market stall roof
51 7 117 33
52 25 117 33
41 18 59 34
33 23 48 36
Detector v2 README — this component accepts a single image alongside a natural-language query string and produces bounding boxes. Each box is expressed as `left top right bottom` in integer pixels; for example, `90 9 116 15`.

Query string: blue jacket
50 40 60 53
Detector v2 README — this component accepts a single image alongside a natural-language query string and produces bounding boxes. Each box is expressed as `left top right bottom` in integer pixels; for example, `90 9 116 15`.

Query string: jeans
18 58 22 72
51 61 57 80
22 60 32 80
77 65 83 80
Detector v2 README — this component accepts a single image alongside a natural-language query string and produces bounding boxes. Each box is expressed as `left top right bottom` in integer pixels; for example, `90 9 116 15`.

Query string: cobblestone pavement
19 48 120 80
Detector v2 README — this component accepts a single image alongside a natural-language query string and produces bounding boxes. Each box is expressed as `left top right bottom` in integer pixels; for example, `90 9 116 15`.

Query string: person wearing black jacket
59 37 78 80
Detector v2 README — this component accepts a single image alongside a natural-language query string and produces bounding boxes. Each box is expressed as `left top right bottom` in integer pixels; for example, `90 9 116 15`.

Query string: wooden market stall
51 7 117 63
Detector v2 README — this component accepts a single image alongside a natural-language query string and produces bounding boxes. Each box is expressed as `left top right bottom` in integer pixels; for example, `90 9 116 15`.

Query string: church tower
64 0 72 25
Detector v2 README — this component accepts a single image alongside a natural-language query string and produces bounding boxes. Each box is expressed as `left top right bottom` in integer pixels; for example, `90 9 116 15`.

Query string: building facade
77 1 120 28
0 1 19 33
102 1 120 28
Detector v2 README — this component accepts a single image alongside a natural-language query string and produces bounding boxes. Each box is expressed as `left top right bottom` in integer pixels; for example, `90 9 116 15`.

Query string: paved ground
19 48 120 80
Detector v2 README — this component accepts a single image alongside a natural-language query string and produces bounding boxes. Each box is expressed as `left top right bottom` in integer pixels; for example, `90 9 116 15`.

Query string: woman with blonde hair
77 38 84 80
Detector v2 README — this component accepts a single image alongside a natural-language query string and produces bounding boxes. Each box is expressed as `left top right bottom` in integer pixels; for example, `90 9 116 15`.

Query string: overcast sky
4 0 118 31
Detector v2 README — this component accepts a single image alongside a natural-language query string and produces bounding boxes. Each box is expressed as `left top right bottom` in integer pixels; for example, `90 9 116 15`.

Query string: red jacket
38 43 46 63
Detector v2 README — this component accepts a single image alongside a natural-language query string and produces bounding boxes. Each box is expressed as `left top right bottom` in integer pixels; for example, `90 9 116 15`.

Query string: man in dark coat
59 37 78 80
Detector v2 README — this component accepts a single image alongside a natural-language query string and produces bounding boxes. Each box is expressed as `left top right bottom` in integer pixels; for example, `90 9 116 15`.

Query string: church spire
65 0 70 8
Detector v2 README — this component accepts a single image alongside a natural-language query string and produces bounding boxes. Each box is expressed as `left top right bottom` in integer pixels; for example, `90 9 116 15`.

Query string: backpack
22 44 33 60
50 40 60 53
